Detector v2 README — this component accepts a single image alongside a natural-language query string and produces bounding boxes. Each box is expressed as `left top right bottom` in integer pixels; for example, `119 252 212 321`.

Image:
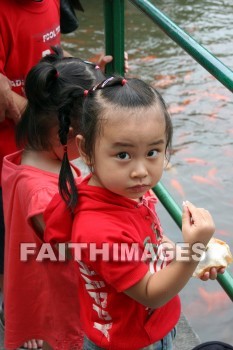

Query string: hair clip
95 65 100 70
90 76 125 93
101 77 114 88
63 145 67 153
84 90 89 97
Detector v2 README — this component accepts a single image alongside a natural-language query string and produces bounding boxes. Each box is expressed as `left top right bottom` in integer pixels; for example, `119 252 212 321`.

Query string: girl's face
87 105 167 200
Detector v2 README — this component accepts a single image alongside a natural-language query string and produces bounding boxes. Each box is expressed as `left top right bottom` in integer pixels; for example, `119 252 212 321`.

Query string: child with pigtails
1 47 105 350
44 76 225 350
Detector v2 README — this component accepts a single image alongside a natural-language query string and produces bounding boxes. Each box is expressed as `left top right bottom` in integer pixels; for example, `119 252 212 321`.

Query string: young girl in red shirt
45 76 224 350
2 48 104 350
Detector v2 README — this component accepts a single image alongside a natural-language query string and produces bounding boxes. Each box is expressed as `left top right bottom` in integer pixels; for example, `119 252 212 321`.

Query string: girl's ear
76 135 91 166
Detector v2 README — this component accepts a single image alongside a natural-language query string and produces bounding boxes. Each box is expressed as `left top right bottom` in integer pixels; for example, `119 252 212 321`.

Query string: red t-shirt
44 175 181 350
0 0 60 185
2 151 83 349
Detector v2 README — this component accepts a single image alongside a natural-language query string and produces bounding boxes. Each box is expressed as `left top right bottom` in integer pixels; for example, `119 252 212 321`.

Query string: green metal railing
103 0 233 301
153 183 233 302
130 0 233 92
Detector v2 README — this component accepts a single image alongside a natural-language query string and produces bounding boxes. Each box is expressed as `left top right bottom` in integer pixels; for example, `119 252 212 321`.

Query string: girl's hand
200 267 225 281
182 201 215 247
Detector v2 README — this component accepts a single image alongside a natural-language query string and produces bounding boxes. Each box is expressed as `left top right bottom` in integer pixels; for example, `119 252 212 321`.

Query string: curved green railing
129 0 233 92
153 183 233 302
103 0 233 301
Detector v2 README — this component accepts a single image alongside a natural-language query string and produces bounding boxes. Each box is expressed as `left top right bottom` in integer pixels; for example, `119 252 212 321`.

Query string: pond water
62 0 233 345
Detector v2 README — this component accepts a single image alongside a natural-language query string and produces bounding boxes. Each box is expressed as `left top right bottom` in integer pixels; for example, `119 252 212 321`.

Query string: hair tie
63 145 67 153
55 71 60 78
95 65 100 70
121 78 127 86
84 90 89 97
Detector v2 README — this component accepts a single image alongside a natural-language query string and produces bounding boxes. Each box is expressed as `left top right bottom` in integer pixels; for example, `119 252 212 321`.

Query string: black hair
81 76 173 166
16 46 105 209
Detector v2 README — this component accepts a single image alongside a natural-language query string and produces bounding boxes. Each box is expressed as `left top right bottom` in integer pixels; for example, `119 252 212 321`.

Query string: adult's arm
11 90 27 122
0 73 21 123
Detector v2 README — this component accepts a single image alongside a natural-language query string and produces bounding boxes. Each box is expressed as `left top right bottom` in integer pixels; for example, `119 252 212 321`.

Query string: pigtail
57 87 87 210
25 62 59 109
57 109 77 210
16 62 59 149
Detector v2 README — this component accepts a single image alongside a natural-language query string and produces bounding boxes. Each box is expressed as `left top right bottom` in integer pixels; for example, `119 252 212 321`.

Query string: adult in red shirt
0 0 61 172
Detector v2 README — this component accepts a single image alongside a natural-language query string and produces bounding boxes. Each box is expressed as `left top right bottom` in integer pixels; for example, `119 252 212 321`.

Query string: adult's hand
97 52 129 74
97 54 113 73
0 73 20 123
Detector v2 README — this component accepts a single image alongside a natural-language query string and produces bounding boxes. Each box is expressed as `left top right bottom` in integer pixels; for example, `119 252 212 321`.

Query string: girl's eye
147 149 158 158
116 152 130 160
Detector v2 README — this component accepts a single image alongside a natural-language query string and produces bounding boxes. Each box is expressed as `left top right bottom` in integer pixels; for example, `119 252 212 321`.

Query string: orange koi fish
208 168 218 178
192 175 219 187
204 92 230 102
168 97 196 114
168 104 186 114
153 74 177 89
140 55 157 62
184 158 208 165
170 179 185 198
198 287 230 313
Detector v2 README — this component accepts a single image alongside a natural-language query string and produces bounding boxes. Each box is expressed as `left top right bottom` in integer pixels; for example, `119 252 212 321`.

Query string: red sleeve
26 187 57 221
43 192 73 244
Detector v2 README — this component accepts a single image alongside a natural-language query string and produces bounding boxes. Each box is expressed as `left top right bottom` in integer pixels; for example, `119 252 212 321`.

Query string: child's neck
21 149 62 175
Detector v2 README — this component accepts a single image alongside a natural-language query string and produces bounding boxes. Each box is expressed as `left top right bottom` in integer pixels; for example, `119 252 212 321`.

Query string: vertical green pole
103 0 125 76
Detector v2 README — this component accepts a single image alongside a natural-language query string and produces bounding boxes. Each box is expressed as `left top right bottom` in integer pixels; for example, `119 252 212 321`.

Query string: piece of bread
192 237 233 278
